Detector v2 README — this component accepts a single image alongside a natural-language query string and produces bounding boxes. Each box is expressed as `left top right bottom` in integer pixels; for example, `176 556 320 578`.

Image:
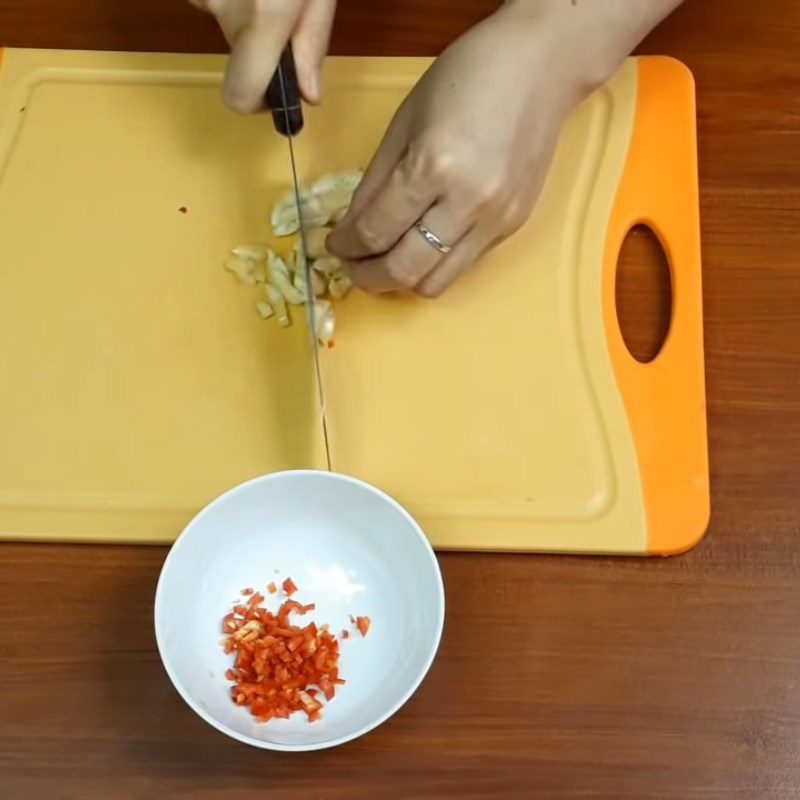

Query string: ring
414 219 452 254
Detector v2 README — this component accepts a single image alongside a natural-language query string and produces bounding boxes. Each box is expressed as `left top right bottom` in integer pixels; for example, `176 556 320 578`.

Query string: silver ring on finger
414 219 452 254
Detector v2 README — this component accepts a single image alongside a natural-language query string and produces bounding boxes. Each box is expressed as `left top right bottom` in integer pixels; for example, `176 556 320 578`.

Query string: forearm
502 0 684 102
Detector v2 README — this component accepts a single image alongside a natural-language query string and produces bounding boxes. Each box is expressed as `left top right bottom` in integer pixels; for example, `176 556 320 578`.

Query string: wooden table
1 2 798 797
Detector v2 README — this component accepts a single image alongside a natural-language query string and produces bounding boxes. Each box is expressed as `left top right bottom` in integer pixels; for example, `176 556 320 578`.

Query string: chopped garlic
232 244 270 262
328 273 353 299
312 270 326 297
264 284 289 327
270 170 363 237
295 266 327 299
315 186 355 220
294 259 330 303
270 188 329 236
310 171 363 223
293 266 308 296
288 242 305 275
313 255 344 277
225 255 261 285
311 170 362 200
256 301 274 319
304 227 330 260
230 169 361 342
267 251 304 305
313 299 336 345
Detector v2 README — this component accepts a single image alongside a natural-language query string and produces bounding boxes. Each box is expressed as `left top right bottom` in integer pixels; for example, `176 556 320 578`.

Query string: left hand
326 4 594 297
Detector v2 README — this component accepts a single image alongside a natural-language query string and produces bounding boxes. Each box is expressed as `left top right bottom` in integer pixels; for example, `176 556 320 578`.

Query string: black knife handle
265 45 304 137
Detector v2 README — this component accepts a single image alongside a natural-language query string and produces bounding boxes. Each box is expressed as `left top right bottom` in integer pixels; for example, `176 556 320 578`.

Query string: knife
266 46 332 471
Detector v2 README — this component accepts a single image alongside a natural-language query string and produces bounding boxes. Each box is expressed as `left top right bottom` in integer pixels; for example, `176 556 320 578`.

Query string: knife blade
266 46 332 471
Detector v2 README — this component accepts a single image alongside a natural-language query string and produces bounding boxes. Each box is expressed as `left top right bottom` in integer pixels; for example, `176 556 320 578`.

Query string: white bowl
154 470 445 751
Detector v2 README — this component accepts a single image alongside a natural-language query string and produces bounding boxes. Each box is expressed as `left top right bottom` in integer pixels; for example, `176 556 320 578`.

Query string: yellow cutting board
0 48 708 554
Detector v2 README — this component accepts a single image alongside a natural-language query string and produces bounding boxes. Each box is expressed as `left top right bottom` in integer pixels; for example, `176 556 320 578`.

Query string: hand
190 0 336 112
327 0 678 297
326 7 581 297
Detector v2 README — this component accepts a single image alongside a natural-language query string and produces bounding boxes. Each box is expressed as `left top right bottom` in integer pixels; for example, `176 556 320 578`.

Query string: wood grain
1 1 799 798
616 225 673 363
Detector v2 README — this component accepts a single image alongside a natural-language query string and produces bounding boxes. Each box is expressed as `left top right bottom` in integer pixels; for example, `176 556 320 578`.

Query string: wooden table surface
1 1 798 798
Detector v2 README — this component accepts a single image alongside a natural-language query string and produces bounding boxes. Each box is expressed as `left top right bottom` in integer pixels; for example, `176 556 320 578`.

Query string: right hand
190 0 336 113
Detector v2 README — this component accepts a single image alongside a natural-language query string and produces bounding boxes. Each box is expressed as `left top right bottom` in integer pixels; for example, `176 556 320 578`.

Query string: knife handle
265 45 304 137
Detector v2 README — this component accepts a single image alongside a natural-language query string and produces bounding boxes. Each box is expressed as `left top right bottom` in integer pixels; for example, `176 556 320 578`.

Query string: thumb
211 1 305 114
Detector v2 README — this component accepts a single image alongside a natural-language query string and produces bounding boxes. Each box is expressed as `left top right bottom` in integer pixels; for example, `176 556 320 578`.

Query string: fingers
345 201 472 294
413 195 538 297
292 0 336 104
328 142 447 261
220 2 303 114
326 104 411 255
223 27 290 113
413 231 498 298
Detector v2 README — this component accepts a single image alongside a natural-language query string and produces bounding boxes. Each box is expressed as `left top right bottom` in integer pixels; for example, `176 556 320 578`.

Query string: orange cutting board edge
0 49 707 554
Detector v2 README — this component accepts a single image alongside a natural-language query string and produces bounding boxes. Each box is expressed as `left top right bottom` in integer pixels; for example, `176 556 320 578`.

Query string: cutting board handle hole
615 224 672 363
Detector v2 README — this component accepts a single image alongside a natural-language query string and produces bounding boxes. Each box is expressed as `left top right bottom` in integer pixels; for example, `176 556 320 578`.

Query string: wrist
498 0 657 106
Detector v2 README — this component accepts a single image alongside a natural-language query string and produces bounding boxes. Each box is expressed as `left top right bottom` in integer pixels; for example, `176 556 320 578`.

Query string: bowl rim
154 469 445 752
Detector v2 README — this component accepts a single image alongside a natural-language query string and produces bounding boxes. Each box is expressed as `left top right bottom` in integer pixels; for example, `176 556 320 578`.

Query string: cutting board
0 48 708 554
